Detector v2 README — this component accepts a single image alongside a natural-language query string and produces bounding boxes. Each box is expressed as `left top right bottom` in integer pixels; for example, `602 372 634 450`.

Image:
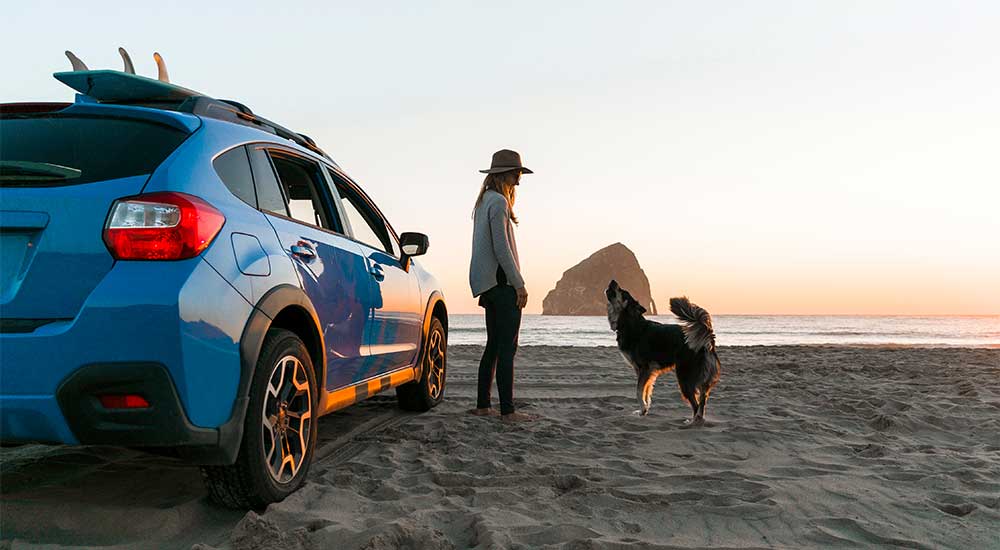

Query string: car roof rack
173 96 332 160
54 49 331 160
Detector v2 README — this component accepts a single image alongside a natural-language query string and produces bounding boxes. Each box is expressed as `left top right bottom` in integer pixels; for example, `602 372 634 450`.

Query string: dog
606 280 720 424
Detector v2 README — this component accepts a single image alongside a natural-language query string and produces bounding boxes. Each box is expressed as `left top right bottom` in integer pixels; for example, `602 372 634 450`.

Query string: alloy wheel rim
261 355 312 484
426 329 446 400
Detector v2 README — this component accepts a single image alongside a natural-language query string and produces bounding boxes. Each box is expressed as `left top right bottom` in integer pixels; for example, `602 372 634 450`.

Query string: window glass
335 179 394 254
268 153 341 232
248 147 287 216
213 146 256 207
0 115 188 187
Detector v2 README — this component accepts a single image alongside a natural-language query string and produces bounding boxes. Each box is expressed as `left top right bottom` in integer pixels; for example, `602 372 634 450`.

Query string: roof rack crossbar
175 96 330 159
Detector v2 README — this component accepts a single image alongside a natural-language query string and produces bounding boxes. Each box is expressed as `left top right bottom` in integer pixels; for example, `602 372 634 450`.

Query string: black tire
397 316 447 412
201 329 318 509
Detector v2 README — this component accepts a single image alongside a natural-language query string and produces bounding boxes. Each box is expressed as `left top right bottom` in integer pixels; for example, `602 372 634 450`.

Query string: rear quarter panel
141 120 301 306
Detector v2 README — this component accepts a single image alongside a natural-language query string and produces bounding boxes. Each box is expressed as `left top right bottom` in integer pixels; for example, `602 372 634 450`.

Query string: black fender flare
205 284 325 465
413 291 448 380
239 284 327 395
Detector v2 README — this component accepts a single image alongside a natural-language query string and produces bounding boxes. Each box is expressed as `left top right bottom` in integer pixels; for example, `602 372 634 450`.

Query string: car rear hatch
0 104 197 328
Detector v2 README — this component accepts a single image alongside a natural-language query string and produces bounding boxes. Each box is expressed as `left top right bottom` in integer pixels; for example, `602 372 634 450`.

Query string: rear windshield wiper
0 161 82 185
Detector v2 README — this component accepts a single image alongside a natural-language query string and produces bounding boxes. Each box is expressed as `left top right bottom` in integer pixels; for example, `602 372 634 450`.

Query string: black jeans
477 268 522 415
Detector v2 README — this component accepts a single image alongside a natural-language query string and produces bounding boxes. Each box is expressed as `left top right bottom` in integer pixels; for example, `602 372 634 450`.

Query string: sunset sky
4 1 998 315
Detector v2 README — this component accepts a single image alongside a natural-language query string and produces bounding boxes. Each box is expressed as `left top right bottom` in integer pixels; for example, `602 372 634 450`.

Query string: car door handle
369 265 385 281
290 244 315 258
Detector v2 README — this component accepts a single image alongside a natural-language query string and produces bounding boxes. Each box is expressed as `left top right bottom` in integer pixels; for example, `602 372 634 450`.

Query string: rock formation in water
542 242 657 316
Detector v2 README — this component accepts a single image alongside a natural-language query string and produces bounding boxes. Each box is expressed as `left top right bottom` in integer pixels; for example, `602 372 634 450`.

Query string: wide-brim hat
479 149 533 174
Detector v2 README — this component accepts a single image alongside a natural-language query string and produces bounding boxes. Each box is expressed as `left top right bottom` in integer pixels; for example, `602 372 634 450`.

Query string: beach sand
2 345 998 549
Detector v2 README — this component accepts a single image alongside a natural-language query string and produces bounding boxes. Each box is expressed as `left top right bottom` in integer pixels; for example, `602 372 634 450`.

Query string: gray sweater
469 190 525 296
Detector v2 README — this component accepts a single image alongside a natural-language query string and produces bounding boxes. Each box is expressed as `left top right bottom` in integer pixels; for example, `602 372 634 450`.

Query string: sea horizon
449 314 1000 348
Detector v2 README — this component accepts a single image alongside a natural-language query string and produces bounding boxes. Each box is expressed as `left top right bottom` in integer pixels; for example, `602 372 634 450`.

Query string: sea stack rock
542 243 657 316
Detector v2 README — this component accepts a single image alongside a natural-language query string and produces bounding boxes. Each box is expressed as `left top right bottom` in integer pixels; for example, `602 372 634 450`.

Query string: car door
327 169 423 377
247 145 373 391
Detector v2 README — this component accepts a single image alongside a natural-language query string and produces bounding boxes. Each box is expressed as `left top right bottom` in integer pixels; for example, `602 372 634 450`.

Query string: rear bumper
56 362 247 464
56 362 205 446
0 395 77 445
0 257 255 464
0 363 246 464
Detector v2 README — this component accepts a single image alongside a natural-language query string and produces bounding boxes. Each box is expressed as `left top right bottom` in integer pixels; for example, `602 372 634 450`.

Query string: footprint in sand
615 520 642 534
931 500 977 517
809 518 934 550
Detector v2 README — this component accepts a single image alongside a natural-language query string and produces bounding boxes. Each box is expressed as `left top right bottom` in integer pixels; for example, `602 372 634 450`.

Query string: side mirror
399 232 429 258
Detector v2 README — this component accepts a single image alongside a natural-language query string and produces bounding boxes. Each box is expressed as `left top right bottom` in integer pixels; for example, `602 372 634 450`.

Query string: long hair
473 170 520 224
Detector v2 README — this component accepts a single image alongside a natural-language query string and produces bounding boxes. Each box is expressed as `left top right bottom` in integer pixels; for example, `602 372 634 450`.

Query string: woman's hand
515 287 528 309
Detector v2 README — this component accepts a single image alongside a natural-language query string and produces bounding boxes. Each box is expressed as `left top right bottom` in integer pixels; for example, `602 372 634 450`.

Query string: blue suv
0 64 449 508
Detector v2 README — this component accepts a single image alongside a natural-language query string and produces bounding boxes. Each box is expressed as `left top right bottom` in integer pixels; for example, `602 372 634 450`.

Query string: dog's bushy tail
669 297 715 352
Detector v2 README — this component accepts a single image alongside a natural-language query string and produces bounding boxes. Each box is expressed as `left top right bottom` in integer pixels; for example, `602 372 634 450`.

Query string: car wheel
202 328 318 509
396 317 447 412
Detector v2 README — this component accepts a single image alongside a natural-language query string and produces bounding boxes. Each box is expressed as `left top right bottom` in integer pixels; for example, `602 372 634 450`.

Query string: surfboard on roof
56 48 202 102
54 70 202 102
51 47 331 160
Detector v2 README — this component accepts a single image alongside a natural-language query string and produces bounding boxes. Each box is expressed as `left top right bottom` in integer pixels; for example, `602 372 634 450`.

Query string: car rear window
0 115 189 187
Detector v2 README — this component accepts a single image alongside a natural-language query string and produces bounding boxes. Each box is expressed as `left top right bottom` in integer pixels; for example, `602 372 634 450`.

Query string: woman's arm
488 200 526 289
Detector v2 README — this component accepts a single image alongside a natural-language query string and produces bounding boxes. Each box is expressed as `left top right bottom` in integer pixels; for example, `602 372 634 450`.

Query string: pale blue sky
4 1 998 314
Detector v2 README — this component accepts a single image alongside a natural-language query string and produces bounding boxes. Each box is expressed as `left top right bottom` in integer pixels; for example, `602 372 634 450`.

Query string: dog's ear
624 291 646 314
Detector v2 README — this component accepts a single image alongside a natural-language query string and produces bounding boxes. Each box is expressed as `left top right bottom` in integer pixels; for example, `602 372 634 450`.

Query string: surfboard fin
118 47 136 74
65 50 88 71
153 52 170 83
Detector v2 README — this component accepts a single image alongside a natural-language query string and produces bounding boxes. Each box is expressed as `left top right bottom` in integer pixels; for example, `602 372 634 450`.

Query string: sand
2 345 998 549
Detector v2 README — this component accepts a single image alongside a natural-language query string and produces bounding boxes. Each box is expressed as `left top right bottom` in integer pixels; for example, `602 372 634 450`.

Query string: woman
469 149 535 422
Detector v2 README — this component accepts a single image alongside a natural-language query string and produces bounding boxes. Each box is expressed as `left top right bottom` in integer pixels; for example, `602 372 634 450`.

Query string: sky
3 1 998 315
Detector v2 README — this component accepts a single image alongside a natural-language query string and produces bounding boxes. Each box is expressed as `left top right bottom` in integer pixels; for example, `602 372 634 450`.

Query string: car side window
332 174 396 255
268 152 343 233
213 146 257 207
247 146 288 216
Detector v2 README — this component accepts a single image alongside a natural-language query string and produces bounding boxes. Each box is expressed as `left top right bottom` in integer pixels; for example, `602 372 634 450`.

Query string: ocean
449 314 1000 348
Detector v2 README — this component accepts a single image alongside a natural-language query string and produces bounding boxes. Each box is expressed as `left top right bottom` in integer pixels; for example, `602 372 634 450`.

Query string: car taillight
103 192 225 260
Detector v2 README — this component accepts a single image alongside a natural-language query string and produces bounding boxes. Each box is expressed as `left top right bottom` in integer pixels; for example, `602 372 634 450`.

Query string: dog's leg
641 373 658 415
634 370 652 416
680 387 699 425
696 388 711 421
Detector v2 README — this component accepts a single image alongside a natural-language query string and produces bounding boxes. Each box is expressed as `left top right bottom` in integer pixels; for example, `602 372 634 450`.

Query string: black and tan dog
606 280 721 424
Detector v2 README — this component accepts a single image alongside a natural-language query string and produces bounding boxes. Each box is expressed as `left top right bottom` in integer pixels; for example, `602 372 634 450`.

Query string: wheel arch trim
240 284 328 396
206 284 326 464
415 291 448 380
